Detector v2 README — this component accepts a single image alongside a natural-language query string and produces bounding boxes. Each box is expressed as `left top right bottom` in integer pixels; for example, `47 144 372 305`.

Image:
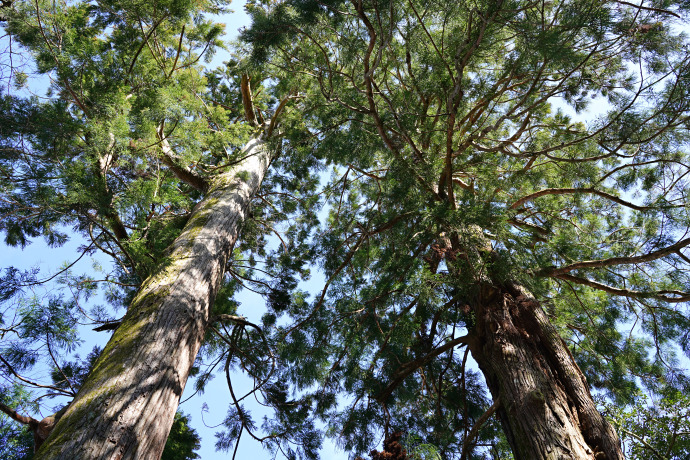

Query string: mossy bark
467 281 623 460
34 132 272 460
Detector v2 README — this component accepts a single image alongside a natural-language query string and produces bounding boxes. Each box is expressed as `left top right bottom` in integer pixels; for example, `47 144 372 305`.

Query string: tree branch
349 0 442 202
93 321 121 332
0 355 74 396
555 274 690 303
267 93 300 137
540 238 690 276
0 402 38 426
156 122 209 193
240 74 258 126
510 187 682 212
128 14 169 76
212 314 262 333
168 25 185 78
375 335 469 403
618 426 667 460
507 218 549 236
98 133 129 242
460 396 500 460
613 0 680 19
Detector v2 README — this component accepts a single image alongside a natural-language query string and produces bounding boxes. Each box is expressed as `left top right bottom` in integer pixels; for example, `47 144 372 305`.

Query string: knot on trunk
514 294 539 310
594 446 608 459
32 412 63 451
355 431 409 460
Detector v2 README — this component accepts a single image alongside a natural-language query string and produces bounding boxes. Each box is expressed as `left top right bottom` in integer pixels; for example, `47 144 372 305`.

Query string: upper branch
156 122 210 193
556 274 690 303
613 0 681 18
240 74 259 126
539 238 690 277
350 0 442 201
374 334 469 403
510 187 683 212
0 355 75 396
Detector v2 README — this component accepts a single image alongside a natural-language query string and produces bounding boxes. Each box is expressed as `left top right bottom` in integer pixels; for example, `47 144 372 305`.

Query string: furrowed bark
466 280 623 460
33 128 272 460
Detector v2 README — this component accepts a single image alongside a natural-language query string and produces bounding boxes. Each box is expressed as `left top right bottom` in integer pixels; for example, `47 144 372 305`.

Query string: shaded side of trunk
467 282 622 460
34 132 271 460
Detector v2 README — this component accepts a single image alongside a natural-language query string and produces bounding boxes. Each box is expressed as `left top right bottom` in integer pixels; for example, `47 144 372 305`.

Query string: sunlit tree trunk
467 280 623 460
34 132 271 460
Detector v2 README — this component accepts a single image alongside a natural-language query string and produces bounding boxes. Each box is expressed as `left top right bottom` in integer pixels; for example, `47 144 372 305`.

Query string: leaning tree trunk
467 280 623 460
34 130 272 460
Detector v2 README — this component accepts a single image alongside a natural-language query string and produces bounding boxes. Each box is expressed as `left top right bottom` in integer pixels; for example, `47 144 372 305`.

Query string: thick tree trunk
34 130 272 460
467 281 623 460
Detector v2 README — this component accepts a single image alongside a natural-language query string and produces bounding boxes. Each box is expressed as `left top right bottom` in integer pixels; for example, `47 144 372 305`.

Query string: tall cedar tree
2 0 690 459
0 0 320 458
240 0 690 458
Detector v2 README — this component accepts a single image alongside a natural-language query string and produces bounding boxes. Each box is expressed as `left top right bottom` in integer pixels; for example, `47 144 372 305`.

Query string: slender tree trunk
34 130 272 460
466 280 623 460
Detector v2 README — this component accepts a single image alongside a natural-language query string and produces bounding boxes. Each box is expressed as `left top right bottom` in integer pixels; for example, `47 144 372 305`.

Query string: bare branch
240 74 258 126
375 335 469 403
540 238 690 277
613 0 681 19
510 187 682 211
0 402 37 426
555 274 690 303
212 314 262 333
0 355 75 396
460 396 500 460
93 321 121 332
156 122 209 193
267 93 301 137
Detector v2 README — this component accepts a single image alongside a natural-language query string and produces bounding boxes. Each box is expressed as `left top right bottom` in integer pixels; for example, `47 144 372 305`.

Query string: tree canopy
1 0 690 458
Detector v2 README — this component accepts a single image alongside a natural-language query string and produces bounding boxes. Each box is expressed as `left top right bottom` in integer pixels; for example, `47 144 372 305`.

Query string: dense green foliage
0 0 320 456
0 384 36 460
162 412 202 460
238 0 690 456
607 390 690 459
1 0 690 458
